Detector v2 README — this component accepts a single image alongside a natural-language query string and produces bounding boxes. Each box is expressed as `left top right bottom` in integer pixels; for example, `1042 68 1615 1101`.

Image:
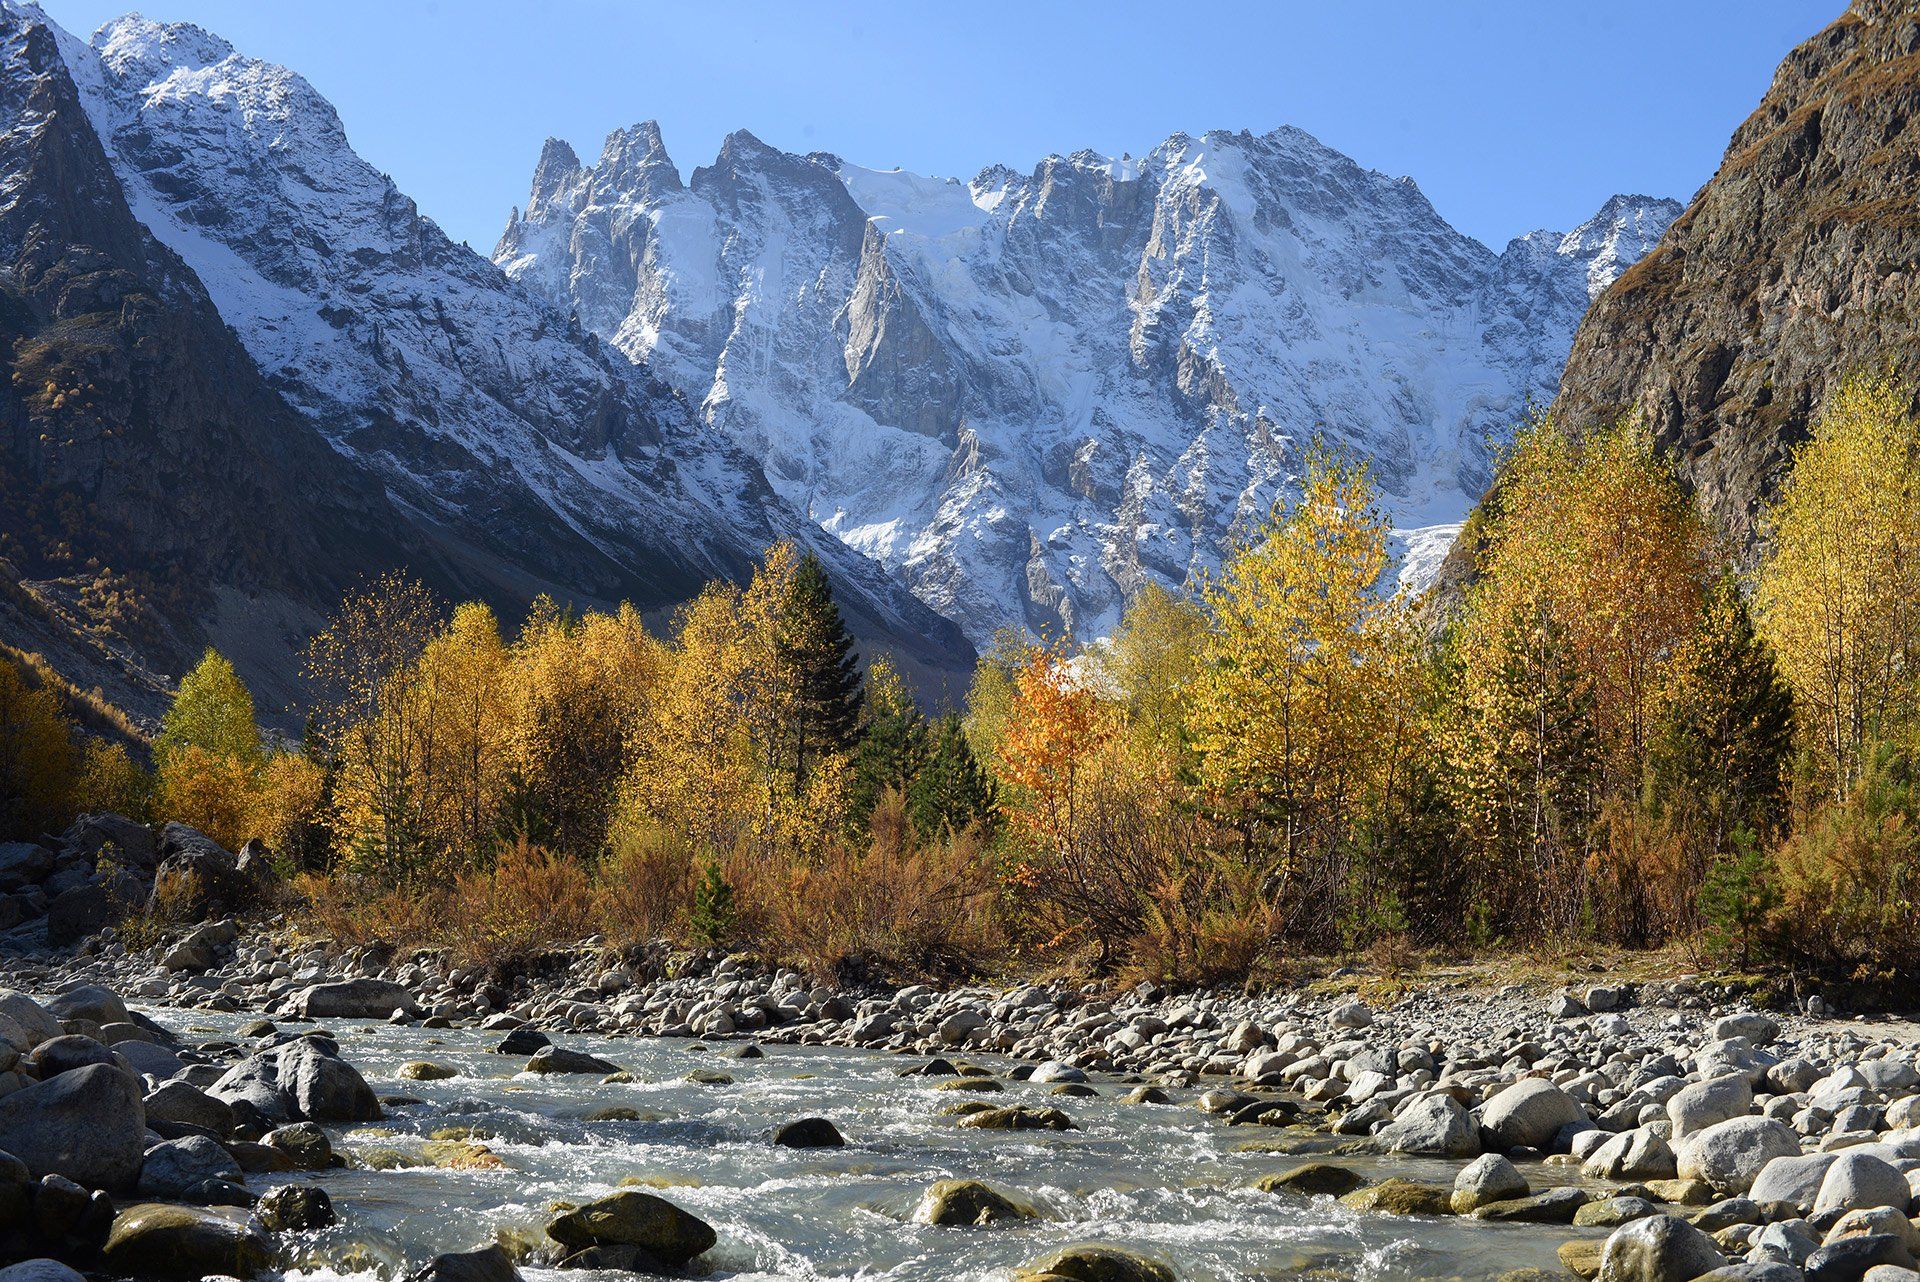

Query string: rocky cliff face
500 125 1676 643
0 3 973 719
0 5 436 721
1548 0 1920 551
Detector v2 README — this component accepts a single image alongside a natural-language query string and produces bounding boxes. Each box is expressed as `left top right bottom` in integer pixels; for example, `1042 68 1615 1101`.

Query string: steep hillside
1549 0 1920 551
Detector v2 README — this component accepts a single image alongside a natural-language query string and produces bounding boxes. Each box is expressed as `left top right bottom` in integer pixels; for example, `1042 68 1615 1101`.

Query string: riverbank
8 914 1920 1280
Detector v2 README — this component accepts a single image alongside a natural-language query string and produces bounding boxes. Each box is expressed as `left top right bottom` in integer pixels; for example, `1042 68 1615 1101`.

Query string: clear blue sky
42 0 1825 252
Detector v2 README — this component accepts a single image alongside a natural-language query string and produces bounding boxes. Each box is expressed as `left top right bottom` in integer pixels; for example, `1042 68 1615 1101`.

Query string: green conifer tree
909 713 997 839
775 552 864 790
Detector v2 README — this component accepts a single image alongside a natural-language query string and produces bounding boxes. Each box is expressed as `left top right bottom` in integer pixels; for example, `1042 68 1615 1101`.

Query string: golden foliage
1757 372 1920 800
0 650 77 836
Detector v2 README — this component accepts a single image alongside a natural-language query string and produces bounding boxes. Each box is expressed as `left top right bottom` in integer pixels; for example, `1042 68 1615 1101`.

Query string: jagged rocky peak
500 120 1676 645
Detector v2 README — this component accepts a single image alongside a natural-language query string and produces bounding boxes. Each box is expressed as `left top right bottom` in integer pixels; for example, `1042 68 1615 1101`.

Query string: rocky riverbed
7 821 1920 1280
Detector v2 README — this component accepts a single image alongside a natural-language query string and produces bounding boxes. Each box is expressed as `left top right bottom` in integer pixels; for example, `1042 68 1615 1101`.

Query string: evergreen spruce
775 552 865 789
846 660 929 833
908 714 997 839
690 856 737 946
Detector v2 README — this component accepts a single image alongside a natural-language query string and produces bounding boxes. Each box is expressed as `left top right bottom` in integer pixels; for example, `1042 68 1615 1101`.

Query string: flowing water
153 1007 1605 1282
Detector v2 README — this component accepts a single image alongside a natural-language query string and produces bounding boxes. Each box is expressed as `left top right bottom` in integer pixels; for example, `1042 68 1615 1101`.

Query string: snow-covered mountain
498 126 1677 643
19 5 972 694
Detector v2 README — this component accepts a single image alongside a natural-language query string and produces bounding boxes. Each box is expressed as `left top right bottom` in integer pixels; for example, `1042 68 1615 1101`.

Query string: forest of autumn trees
7 374 1920 983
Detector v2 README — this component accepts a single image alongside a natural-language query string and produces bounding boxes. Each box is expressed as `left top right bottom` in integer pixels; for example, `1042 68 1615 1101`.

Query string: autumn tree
0 652 75 837
156 650 261 766
305 573 442 882
1444 419 1711 926
1187 449 1422 903
1757 372 1920 801
996 641 1110 860
1101 582 1205 769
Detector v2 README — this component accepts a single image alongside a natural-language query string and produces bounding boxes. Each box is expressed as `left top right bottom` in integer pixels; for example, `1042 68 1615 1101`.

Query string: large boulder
545 1190 715 1266
1675 1117 1802 1194
1597 1214 1726 1282
1813 1151 1912 1216
62 814 156 869
143 1082 234 1137
0 1063 145 1190
289 979 417 1020
26 1035 121 1080
0 991 59 1050
210 1038 380 1122
148 825 258 919
43 986 129 1027
526 1046 621 1075
101 1203 272 1279
1481 1079 1586 1151
1584 1129 1678 1181
1375 1094 1479 1158
1668 1074 1753 1138
1452 1153 1529 1214
45 888 114 947
1749 1152 1840 1214
0 1263 88 1282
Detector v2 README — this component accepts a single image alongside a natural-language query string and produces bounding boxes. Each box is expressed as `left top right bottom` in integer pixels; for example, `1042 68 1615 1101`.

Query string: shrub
595 817 697 942
448 838 594 968
153 743 257 849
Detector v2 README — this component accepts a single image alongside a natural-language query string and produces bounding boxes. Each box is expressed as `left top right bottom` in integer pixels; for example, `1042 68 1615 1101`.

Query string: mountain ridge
498 119 1677 643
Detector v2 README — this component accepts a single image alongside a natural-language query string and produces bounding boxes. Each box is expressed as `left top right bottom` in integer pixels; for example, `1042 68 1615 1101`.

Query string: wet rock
1451 1153 1528 1213
1481 1079 1587 1152
403 1244 524 1282
1576 1197 1661 1228
1017 1244 1176 1282
1597 1214 1727 1282
255 1183 335 1231
915 1178 1036 1226
1120 1086 1170 1105
264 1122 333 1169
1473 1186 1592 1224
1804 1235 1915 1282
398 1061 458 1081
526 1046 621 1075
493 1028 549 1056
545 1189 716 1265
292 979 417 1020
1560 1239 1605 1280
773 1117 844 1148
959 1106 1076 1131
1339 1179 1454 1216
101 1203 273 1279
1252 1163 1367 1197
0 1062 145 1190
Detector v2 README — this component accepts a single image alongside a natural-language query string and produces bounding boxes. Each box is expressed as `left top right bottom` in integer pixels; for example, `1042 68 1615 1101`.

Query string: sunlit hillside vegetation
7 375 1920 986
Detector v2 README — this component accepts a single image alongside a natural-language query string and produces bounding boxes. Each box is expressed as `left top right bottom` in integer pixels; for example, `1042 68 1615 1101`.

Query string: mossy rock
430 1125 494 1142
1558 1239 1603 1281
1645 1178 1717 1206
398 1061 457 1081
1252 1163 1367 1197
943 1100 997 1118
618 1174 704 1189
588 1106 645 1122
960 1106 1077 1132
357 1146 417 1170
423 1140 506 1170
546 1190 717 1265
602 1070 640 1084
1470 1187 1590 1224
1338 1179 1453 1217
1120 1086 1170 1105
915 1178 1039 1226
103 1203 273 1279
1016 1244 1176 1282
684 1069 734 1086
936 1077 1004 1093
1050 1084 1098 1098
1574 1196 1659 1228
